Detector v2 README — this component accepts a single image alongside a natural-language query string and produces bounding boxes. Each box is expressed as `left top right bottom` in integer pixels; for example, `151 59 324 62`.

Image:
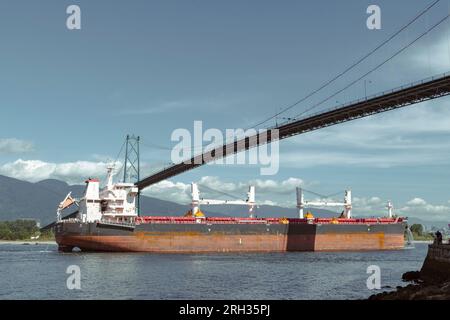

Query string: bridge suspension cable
197 0 446 156
197 184 243 201
134 3 450 190
136 71 450 190
249 0 442 129
301 188 344 201
141 0 445 159
291 13 450 121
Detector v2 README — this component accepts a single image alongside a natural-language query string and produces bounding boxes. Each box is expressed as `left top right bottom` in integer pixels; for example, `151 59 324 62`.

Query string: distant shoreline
0 240 56 245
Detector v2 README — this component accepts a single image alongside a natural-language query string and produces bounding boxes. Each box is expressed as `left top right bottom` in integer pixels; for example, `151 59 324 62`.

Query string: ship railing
60 218 80 224
137 217 196 224
134 216 404 225
136 216 275 224
309 218 404 224
100 219 136 227
282 218 404 224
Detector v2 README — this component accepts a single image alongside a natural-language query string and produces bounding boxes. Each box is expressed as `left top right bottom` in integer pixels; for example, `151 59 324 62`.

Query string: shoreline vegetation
0 220 54 241
0 240 56 244
409 224 434 242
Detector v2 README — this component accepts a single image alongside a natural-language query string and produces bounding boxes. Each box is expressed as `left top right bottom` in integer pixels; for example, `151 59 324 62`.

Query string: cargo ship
54 167 407 253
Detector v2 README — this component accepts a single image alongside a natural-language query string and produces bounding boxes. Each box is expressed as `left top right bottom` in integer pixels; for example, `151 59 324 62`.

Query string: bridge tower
123 134 140 215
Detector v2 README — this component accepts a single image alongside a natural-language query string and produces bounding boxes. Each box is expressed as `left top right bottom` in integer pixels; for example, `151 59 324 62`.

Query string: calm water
0 242 428 300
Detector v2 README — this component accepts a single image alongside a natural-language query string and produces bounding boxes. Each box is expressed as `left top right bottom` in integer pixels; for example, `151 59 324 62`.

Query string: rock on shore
369 246 450 300
369 280 450 300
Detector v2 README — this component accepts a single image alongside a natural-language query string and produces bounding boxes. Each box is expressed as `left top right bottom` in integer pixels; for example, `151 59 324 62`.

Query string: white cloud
143 177 449 221
407 198 427 206
352 196 450 222
0 159 305 204
406 25 450 73
368 197 382 205
278 98 450 168
142 178 450 222
0 159 119 184
142 176 306 205
144 180 192 203
250 177 304 195
197 176 241 193
352 196 387 214
401 197 450 221
3 157 447 222
0 138 33 154
340 195 450 222
261 200 277 206
400 203 450 222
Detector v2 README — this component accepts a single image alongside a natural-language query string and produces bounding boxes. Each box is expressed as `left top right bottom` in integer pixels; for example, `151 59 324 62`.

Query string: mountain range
0 175 336 226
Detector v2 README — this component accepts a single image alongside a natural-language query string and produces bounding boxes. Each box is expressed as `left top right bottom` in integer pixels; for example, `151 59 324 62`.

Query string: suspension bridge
43 0 450 229
135 72 450 190
132 0 450 190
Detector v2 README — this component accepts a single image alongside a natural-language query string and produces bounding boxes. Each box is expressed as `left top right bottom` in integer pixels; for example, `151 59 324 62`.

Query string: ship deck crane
56 192 79 222
191 183 256 218
296 188 352 219
296 188 397 219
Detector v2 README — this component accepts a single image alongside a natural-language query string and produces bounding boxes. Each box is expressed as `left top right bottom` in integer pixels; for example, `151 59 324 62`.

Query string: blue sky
1 0 450 220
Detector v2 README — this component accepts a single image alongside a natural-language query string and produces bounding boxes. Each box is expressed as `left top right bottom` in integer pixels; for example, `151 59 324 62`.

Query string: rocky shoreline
369 271 450 300
370 244 450 300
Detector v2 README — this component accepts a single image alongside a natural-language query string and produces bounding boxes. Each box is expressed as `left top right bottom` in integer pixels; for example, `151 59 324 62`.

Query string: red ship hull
55 217 407 253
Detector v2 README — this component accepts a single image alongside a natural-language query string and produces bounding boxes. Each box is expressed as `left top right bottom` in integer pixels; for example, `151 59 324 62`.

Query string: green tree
410 224 424 236
0 222 13 240
0 220 39 240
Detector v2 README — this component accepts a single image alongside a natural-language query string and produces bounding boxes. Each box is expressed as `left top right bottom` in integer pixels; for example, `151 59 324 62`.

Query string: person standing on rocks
435 230 443 245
